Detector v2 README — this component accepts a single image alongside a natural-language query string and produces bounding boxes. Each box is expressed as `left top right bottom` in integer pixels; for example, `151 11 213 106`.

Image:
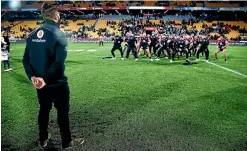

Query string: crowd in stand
116 17 247 41
154 1 197 7
2 16 247 41
44 1 242 8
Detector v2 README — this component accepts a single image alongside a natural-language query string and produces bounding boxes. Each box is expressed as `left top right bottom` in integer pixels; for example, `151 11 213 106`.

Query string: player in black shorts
123 37 129 56
138 35 153 61
111 35 124 60
149 33 159 55
196 35 210 62
122 31 132 55
215 35 229 62
126 34 138 61
167 35 175 58
172 36 190 63
192 36 200 56
156 35 172 62
185 35 192 57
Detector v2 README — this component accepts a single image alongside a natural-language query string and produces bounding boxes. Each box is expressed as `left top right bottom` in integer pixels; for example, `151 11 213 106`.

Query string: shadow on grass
65 60 87 68
8 71 30 85
68 79 186 138
69 84 247 151
9 57 22 62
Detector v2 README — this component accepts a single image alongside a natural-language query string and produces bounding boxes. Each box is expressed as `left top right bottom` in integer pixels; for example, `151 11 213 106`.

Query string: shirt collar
45 19 60 28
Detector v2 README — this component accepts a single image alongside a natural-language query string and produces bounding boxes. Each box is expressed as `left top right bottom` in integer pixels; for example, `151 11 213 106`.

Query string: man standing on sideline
22 2 84 149
99 34 104 46
3 32 10 52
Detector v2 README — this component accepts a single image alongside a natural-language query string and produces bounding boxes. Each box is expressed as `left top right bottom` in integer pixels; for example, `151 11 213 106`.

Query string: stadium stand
2 19 247 40
3 1 245 9
1 1 247 40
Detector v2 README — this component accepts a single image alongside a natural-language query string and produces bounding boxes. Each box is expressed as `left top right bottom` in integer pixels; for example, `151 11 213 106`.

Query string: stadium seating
1 20 97 38
1 21 38 38
143 1 156 6
4 1 244 9
2 19 247 39
61 20 96 32
94 20 121 35
206 2 240 8
101 15 131 20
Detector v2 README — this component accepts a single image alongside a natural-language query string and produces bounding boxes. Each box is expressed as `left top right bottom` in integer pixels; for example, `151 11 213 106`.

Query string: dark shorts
159 46 167 51
193 45 198 49
219 47 226 51
141 46 148 50
200 46 208 51
178 47 186 52
128 45 135 48
112 46 122 51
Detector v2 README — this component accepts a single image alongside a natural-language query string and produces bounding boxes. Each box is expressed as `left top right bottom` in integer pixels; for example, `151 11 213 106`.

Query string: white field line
227 59 247 61
205 61 247 78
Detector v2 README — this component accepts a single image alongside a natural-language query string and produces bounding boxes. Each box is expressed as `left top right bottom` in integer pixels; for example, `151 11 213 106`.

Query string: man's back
23 19 68 85
22 3 85 149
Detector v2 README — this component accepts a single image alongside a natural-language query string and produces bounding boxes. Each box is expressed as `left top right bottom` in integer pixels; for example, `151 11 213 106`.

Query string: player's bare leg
215 49 220 60
185 49 190 63
138 48 143 57
123 47 127 55
223 49 227 62
145 49 153 61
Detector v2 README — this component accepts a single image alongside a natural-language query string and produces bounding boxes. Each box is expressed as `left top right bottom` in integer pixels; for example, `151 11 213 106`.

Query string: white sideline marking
205 61 247 78
67 49 97 52
67 49 84 52
75 50 84 52
87 49 97 52
228 59 247 61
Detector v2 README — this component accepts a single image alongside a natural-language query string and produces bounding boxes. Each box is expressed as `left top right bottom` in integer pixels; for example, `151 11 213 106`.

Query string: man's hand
31 77 41 88
35 77 46 89
31 77 46 89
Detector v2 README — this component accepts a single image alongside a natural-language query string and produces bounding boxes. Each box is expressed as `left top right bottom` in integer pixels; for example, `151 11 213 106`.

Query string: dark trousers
197 47 209 60
7 45 10 52
126 46 138 59
172 48 189 60
149 44 157 54
157 47 171 59
111 46 123 58
3 60 10 70
99 41 104 46
192 47 197 56
188 47 193 57
37 82 72 148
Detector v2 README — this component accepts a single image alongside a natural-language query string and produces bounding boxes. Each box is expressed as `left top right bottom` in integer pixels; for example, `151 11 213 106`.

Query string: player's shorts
169 45 174 49
218 46 226 51
112 46 122 51
200 46 208 51
194 45 198 49
186 44 190 49
178 47 186 52
141 45 148 50
127 46 136 51
159 46 166 51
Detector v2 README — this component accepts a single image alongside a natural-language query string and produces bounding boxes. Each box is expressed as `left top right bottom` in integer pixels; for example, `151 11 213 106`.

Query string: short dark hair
41 2 57 19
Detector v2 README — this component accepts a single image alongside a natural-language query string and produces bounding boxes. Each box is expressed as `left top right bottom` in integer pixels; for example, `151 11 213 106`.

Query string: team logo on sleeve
32 30 46 42
37 30 44 38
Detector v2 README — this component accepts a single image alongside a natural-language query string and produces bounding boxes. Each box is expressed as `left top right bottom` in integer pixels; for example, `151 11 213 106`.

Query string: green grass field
1 42 247 151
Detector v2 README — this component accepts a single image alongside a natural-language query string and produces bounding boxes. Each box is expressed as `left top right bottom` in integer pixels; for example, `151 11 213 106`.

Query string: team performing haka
109 32 229 63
